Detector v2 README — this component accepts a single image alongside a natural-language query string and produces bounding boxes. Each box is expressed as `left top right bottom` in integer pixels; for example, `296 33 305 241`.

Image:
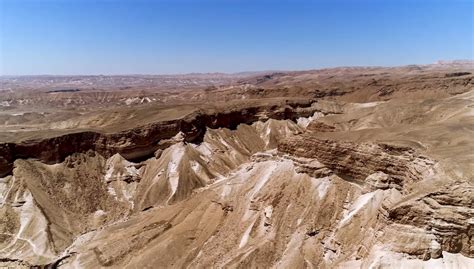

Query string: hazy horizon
1 0 473 76
0 59 473 77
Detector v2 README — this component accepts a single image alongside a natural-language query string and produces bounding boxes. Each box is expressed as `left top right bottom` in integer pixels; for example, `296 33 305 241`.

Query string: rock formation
0 65 473 268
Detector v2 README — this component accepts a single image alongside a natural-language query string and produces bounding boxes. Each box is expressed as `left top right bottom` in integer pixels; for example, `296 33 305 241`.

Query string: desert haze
0 60 473 268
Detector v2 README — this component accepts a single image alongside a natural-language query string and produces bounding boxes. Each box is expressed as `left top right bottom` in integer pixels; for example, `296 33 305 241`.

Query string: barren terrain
0 60 473 268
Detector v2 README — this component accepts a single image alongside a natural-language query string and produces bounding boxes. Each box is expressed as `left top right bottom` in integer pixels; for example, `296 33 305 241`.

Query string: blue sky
0 0 472 75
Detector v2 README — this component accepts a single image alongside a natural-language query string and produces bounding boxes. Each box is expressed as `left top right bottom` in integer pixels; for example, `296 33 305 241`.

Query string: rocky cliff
0 100 322 177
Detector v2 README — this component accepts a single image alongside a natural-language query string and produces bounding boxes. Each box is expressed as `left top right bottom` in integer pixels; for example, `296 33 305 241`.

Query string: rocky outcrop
278 135 436 189
445 72 472 77
278 134 473 262
384 181 473 258
306 121 336 132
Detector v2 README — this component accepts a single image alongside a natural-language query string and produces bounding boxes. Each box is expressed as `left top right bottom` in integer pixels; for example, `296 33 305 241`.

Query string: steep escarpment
278 135 437 190
277 134 473 264
0 100 322 177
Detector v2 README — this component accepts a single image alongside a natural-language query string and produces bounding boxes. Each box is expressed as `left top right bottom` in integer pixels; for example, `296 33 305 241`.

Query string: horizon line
1 59 472 77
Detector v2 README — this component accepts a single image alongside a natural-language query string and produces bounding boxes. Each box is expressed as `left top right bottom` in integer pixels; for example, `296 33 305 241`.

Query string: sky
0 0 472 75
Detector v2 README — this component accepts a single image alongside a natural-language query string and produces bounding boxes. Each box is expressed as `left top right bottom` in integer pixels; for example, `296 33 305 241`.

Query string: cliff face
278 135 473 260
0 100 319 177
278 135 436 190
384 181 473 258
